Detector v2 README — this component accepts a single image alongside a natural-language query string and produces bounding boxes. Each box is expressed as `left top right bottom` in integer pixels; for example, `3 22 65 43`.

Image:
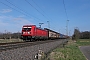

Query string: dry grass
46 39 86 60
0 39 23 43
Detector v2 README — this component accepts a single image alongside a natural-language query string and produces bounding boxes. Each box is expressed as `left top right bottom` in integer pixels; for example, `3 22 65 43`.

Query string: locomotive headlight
28 32 30 34
23 32 25 34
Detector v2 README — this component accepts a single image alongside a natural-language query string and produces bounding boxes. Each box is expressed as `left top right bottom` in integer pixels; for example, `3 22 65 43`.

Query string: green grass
46 39 90 60
76 39 90 46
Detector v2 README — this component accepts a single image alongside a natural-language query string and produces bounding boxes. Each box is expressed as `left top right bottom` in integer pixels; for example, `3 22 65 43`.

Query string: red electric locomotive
21 25 48 41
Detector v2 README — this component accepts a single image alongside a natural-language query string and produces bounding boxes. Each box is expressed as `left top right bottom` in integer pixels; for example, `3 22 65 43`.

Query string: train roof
23 25 46 31
44 28 60 34
23 25 36 27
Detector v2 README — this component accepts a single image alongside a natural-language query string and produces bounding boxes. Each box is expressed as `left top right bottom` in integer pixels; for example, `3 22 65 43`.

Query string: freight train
21 25 68 41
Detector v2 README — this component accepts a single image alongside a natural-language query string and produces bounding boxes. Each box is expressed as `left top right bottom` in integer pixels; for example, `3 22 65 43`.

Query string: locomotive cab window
23 28 31 31
23 27 31 31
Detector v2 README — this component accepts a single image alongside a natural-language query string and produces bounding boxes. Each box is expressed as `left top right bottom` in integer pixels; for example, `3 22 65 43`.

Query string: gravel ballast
0 39 67 60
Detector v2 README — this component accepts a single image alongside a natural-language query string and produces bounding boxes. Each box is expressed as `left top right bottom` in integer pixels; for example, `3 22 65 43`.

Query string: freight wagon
44 28 60 39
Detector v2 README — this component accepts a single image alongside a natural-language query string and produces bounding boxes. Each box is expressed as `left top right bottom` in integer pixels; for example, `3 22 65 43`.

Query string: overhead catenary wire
31 0 53 21
25 0 51 22
0 1 30 18
32 0 45 14
32 0 58 29
0 0 50 28
1 0 58 31
63 0 68 20
5 0 44 22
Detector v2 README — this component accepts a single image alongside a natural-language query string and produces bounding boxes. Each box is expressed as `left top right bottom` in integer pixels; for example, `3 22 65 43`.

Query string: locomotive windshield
22 27 31 31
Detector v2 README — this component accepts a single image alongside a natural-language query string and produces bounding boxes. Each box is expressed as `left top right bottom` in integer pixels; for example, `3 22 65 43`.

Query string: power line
63 0 68 20
32 0 59 28
32 0 52 21
5 0 44 22
0 1 30 17
1 0 58 31
25 0 51 21
0 0 51 29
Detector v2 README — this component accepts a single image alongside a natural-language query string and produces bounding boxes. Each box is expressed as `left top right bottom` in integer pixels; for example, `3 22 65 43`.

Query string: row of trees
72 28 90 40
0 32 21 39
0 28 90 40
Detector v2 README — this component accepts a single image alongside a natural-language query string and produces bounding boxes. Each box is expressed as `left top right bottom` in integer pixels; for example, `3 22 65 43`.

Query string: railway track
0 39 68 52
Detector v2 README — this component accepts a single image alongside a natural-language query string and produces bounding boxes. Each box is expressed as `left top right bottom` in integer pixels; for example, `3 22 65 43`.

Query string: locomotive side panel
21 25 48 41
35 28 48 39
